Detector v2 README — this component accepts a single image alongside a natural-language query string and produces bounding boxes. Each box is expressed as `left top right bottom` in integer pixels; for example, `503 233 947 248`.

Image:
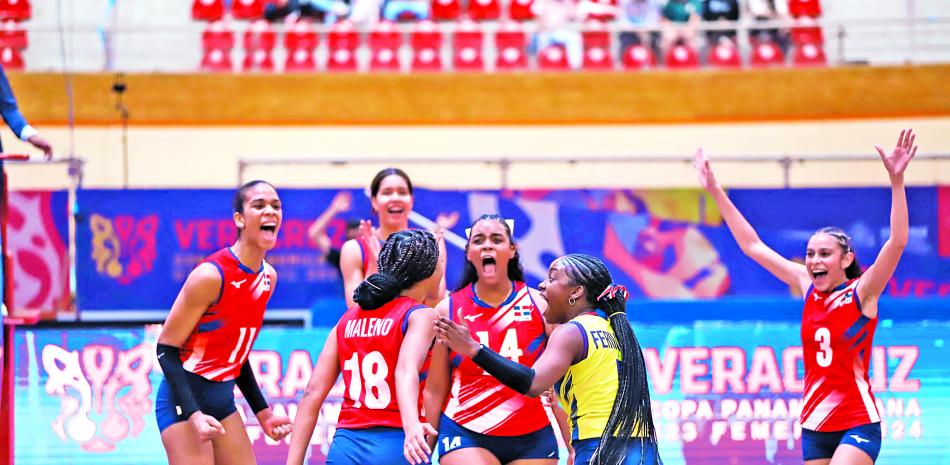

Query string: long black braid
455 214 526 291
353 230 439 310
559 254 659 465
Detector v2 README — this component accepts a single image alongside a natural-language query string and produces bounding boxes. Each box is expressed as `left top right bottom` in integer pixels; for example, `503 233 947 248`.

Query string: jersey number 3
343 351 391 409
814 327 833 367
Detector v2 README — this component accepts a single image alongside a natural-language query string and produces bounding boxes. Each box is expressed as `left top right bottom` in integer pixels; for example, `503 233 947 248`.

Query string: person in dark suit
0 65 52 159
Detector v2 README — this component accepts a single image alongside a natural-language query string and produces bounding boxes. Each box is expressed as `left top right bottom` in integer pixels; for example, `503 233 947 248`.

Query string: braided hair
814 227 862 279
558 254 659 465
353 230 439 310
455 214 525 291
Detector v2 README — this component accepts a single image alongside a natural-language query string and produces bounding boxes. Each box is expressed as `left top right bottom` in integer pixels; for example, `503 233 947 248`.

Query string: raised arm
858 129 917 313
694 149 811 295
399 307 439 465
307 191 352 254
286 329 341 465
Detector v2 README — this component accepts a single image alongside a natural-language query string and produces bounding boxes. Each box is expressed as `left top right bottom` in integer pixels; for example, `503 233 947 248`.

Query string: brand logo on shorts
850 434 869 444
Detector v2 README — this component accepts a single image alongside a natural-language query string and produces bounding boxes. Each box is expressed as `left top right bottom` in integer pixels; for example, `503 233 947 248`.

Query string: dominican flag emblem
263 275 272 291
512 305 533 322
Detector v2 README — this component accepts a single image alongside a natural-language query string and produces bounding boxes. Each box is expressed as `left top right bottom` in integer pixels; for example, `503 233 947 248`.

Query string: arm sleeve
0 66 29 138
156 343 201 418
471 345 535 395
235 359 270 414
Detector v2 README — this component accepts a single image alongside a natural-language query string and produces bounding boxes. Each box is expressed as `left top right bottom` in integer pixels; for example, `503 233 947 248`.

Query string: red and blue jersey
356 235 382 276
443 281 550 435
800 278 880 431
336 296 428 429
180 248 275 382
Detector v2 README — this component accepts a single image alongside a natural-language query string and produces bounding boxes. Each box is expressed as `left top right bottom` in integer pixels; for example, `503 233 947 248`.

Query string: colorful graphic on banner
13 305 950 464
7 191 70 312
74 187 948 317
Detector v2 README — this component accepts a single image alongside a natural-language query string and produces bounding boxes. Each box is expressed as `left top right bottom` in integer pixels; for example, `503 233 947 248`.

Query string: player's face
235 183 282 250
371 175 413 229
538 259 581 324
805 233 852 292
466 219 516 285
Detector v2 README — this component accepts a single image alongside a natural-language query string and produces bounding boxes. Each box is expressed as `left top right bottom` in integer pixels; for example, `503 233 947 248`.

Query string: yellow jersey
556 311 646 442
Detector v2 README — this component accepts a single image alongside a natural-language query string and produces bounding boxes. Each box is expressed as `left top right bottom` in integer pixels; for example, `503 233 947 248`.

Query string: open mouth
387 206 405 215
812 270 828 279
481 256 497 275
260 223 278 235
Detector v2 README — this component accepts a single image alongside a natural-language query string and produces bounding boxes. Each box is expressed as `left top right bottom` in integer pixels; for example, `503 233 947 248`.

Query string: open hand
434 311 480 358
329 191 353 213
403 421 438 465
692 148 718 192
358 219 382 258
875 128 917 179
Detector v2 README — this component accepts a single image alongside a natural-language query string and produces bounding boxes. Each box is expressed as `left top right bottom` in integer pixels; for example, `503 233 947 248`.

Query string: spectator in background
618 0 662 57
746 0 789 51
533 0 584 69
0 65 53 159
381 0 430 21
661 0 702 53
264 0 353 23
307 191 361 276
701 0 739 44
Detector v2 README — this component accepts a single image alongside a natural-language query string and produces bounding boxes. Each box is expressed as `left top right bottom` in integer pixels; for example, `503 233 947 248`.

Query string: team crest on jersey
512 305 534 322
829 289 855 310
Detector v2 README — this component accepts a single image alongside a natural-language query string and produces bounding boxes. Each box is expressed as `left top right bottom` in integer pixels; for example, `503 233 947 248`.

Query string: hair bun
353 272 402 310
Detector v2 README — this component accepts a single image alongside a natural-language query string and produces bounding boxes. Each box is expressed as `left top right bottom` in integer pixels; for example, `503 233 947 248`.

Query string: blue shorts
573 437 662 465
802 422 882 462
328 427 407 465
155 372 237 433
437 414 559 462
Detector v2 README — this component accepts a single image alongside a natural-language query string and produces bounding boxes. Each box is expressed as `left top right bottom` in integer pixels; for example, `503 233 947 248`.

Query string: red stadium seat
0 46 22 69
750 41 784 67
585 0 617 22
468 0 501 22
0 0 30 22
581 27 612 70
231 0 271 20
508 0 535 22
200 48 233 72
453 20 484 71
792 42 826 66
327 20 359 71
707 41 741 68
369 21 402 72
621 44 655 70
243 19 276 52
192 0 224 21
285 47 316 72
202 20 235 51
0 20 26 50
788 0 821 18
284 19 318 51
537 45 570 71
791 23 824 45
431 0 461 21
243 48 275 72
495 22 527 70
664 43 699 69
410 21 443 71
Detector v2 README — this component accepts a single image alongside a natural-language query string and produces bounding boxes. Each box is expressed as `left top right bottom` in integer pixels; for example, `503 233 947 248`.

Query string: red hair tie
597 284 629 302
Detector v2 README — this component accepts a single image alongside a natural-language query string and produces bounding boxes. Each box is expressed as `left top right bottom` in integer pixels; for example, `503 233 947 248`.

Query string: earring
568 297 576 306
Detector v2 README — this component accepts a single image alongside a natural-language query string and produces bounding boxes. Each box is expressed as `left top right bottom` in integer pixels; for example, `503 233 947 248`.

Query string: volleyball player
287 230 445 465
692 129 918 465
436 253 661 465
424 214 572 465
156 180 292 465
339 168 456 308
